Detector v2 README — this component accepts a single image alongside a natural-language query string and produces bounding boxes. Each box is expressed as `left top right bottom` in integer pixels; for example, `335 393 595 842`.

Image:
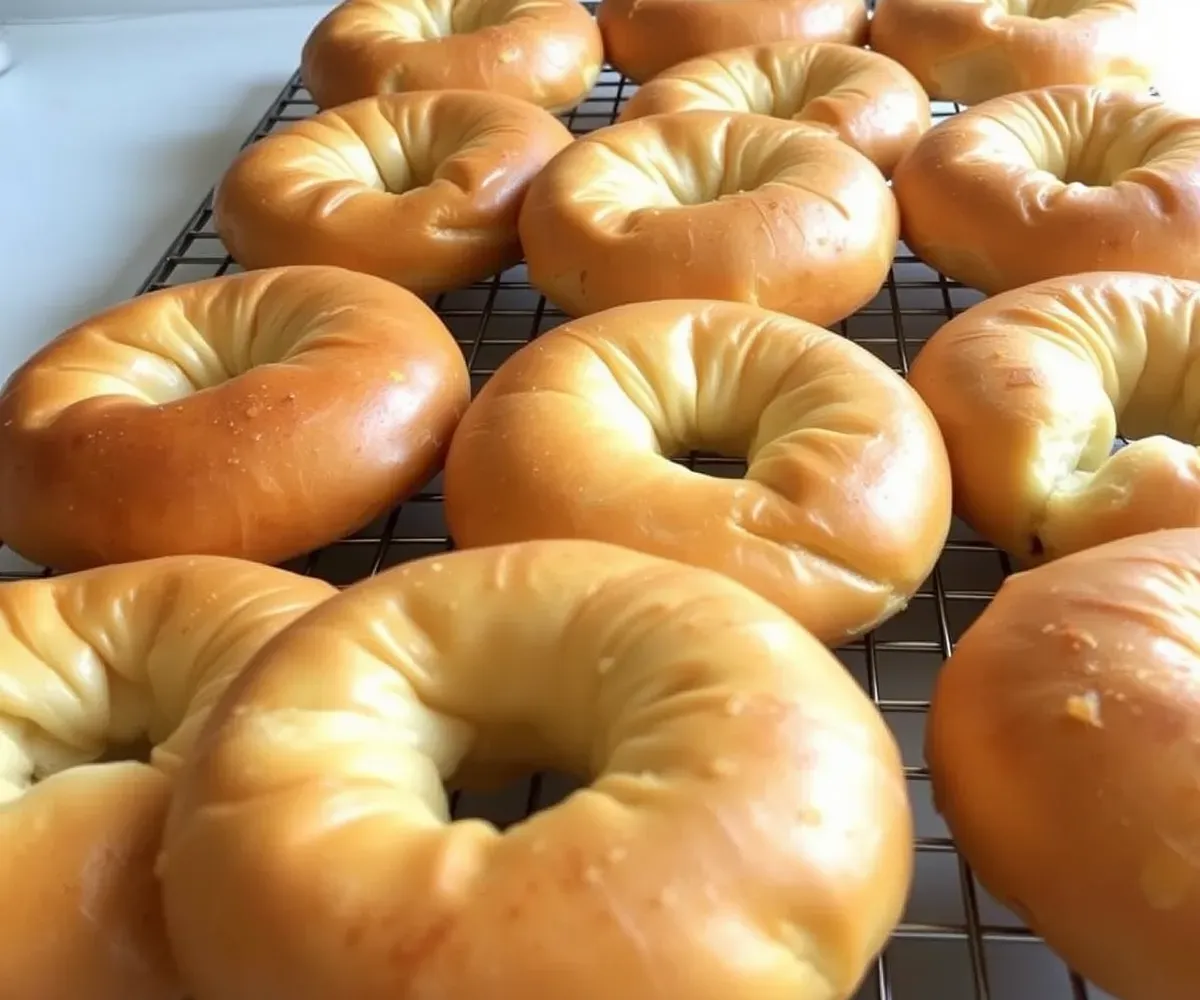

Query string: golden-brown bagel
597 0 868 85
0 556 333 1000
617 42 931 177
926 527 1200 1000
159 539 913 1000
0 266 469 571
908 272 1200 565
892 86 1200 294
301 0 602 112
870 0 1153 106
443 300 952 644
518 112 899 325
215 92 573 296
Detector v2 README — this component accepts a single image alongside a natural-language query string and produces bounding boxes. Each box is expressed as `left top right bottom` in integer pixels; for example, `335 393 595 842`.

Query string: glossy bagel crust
908 272 1200 564
926 528 1200 1000
301 0 603 112
0 556 333 1000
160 540 913 1000
0 267 470 570
519 111 899 326
215 92 573 297
618 41 932 177
870 0 1153 106
597 0 867 85
443 300 952 645
891 86 1200 294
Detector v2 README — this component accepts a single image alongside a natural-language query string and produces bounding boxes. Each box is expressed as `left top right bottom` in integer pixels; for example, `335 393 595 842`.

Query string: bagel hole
1058 151 1125 187
384 0 518 40
95 736 155 766
450 769 580 829
450 0 518 33
628 127 778 207
1028 124 1130 189
992 0 1090 16
682 452 748 479
20 737 155 793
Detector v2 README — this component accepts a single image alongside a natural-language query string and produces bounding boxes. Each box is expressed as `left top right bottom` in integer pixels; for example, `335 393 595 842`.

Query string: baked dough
618 41 931 177
892 86 1200 294
519 111 899 325
443 300 952 644
0 556 332 1000
927 527 1200 1000
870 0 1153 106
0 266 469 570
908 271 1200 564
215 91 573 296
301 0 603 112
597 0 868 84
159 539 913 1000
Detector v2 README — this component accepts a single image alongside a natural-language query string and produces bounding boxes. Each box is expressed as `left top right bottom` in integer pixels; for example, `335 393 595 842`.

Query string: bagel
926 527 1200 1000
0 266 469 571
907 271 1200 564
870 0 1153 107
443 300 952 644
518 111 899 325
159 539 913 1000
597 0 867 85
215 92 573 296
301 0 602 113
618 42 931 178
0 556 333 1000
891 86 1200 294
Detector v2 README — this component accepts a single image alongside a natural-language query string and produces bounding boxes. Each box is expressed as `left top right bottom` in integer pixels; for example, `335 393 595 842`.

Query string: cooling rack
0 28 1121 1000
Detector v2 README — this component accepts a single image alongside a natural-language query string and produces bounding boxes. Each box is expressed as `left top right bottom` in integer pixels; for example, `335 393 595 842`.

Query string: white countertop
0 6 328 381
0 4 1197 384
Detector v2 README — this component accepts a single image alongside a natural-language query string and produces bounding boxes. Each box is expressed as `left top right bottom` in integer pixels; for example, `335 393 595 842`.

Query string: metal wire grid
0 38 1117 1000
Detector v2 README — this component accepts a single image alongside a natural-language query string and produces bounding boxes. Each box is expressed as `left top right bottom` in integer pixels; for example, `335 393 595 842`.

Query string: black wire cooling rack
0 30 1120 1000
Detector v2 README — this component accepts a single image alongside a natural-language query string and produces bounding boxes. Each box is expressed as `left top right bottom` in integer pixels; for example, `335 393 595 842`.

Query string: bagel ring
908 271 1200 564
159 539 913 1000
518 111 899 326
618 42 932 178
0 555 333 1000
0 266 469 571
892 86 1200 294
926 527 1200 1000
443 300 952 644
870 0 1153 107
301 0 603 113
597 0 868 85
215 92 573 296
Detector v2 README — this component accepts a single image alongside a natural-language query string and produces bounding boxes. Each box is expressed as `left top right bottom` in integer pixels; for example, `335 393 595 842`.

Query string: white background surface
2 0 307 17
0 0 1195 383
0 6 329 380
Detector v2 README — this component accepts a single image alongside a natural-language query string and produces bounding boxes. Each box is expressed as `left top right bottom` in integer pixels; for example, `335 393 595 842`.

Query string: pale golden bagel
926 528 1200 1000
908 272 1200 564
443 300 952 644
597 0 867 85
159 540 913 1000
0 556 333 1000
891 86 1200 294
870 0 1153 106
215 92 573 296
618 42 931 177
301 0 602 112
0 267 469 571
519 112 899 325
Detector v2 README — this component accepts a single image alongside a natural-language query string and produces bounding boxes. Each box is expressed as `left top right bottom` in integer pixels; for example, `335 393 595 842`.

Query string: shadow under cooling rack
0 58 1119 1000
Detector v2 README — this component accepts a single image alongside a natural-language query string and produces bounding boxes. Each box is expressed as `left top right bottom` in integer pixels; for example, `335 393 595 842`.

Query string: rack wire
0 19 1119 1000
